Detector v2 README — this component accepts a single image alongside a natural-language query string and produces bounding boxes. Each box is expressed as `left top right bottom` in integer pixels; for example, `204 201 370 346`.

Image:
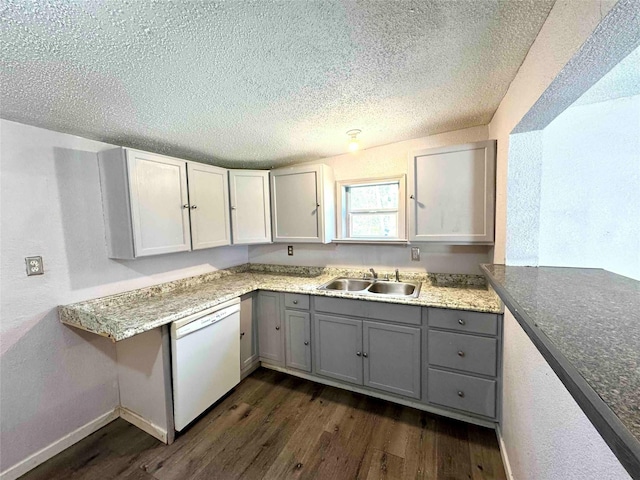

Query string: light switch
25 256 44 275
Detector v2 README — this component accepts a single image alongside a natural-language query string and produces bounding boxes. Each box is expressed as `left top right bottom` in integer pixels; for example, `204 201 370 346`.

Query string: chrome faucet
369 268 378 280
395 269 400 282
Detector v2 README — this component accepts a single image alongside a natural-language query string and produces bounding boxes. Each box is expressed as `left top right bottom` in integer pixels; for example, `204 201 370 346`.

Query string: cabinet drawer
428 308 498 336
314 297 421 325
428 331 497 376
427 368 496 418
284 293 310 310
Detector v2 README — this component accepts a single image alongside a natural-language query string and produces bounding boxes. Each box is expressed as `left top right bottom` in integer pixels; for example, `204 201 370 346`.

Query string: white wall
537 95 640 279
500 308 631 480
250 125 492 274
489 0 617 264
0 119 248 474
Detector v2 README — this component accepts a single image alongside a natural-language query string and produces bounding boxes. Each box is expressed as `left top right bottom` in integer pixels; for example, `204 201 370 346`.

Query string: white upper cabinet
228 170 272 245
187 162 230 250
408 140 496 244
270 164 335 243
98 148 230 259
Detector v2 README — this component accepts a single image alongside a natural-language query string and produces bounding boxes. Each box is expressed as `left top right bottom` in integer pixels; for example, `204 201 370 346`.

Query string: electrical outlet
411 247 420 261
25 256 44 275
287 245 294 256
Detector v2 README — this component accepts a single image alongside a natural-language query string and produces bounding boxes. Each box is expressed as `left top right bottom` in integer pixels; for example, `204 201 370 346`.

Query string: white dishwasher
171 297 241 431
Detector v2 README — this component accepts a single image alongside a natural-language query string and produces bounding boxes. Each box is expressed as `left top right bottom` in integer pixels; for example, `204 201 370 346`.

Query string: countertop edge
480 264 640 480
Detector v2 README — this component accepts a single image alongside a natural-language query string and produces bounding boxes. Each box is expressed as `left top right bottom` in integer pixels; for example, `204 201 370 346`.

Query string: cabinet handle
363 352 368 358
304 341 309 346
293 300 298 305
458 319 466 326
182 204 190 209
356 351 361 357
190 205 198 209
457 351 465 357
457 391 465 398
275 326 280 331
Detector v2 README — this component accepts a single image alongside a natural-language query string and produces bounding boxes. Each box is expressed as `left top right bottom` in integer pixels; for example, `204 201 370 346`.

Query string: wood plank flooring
20 368 507 480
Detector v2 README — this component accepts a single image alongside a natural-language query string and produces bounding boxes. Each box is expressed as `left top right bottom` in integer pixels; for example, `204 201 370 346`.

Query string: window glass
348 183 398 210
350 213 398 238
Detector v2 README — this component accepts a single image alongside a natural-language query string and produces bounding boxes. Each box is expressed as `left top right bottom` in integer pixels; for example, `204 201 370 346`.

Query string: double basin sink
318 277 421 298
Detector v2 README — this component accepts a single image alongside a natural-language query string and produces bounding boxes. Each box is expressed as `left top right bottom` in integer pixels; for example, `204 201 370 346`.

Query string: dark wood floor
21 368 506 480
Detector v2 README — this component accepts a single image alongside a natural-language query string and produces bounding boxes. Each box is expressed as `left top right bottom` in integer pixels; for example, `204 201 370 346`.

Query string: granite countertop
481 264 640 477
59 263 501 342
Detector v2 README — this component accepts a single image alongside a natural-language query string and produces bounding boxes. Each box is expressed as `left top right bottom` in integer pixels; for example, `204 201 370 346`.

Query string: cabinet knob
316 203 320 207
231 206 236 210
182 204 190 209
304 341 309 346
275 326 280 331
293 300 298 305
362 352 368 358
458 319 466 325
409 194 415 199
190 205 198 209
356 351 361 357
457 351 465 357
457 391 465 398
240 332 245 338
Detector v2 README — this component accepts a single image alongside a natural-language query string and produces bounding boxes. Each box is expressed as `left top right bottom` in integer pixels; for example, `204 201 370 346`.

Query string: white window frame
336 175 407 242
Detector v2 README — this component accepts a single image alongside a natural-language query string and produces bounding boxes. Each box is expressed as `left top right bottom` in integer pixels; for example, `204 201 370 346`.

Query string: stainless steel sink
322 278 373 291
367 281 417 296
318 277 421 298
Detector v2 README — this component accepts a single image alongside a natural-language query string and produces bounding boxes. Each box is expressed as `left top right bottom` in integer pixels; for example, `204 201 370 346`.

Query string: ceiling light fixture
346 129 362 152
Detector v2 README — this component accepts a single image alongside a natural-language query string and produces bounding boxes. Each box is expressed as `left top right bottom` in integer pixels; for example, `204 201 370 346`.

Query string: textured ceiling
1 0 554 167
573 44 640 106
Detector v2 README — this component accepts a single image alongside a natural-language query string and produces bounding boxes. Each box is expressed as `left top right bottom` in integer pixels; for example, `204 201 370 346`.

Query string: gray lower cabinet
314 314 363 385
363 321 421 399
257 291 284 365
285 310 311 372
240 293 259 375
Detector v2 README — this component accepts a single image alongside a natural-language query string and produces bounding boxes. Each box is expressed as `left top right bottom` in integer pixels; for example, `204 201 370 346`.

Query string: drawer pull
457 391 465 398
458 319 466 325
304 341 309 346
293 300 298 305
457 350 465 357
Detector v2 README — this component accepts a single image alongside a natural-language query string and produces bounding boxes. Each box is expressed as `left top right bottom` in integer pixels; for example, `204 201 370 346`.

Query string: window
337 176 406 241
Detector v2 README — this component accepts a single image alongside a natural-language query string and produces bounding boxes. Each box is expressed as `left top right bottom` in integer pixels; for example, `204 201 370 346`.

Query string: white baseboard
0 408 119 480
496 425 515 480
118 407 167 444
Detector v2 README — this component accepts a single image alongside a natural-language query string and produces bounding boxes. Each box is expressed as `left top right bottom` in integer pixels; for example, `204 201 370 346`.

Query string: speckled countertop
59 263 501 342
481 264 640 475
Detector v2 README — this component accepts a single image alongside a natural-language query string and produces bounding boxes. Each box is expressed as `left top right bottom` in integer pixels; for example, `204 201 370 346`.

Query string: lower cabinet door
285 310 311 372
257 291 284 365
314 314 363 385
363 321 421 399
240 293 259 373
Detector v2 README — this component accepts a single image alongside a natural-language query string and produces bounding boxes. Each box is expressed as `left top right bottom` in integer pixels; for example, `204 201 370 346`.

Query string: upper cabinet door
127 150 192 257
228 170 272 245
187 162 231 250
408 140 496 244
271 164 335 243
